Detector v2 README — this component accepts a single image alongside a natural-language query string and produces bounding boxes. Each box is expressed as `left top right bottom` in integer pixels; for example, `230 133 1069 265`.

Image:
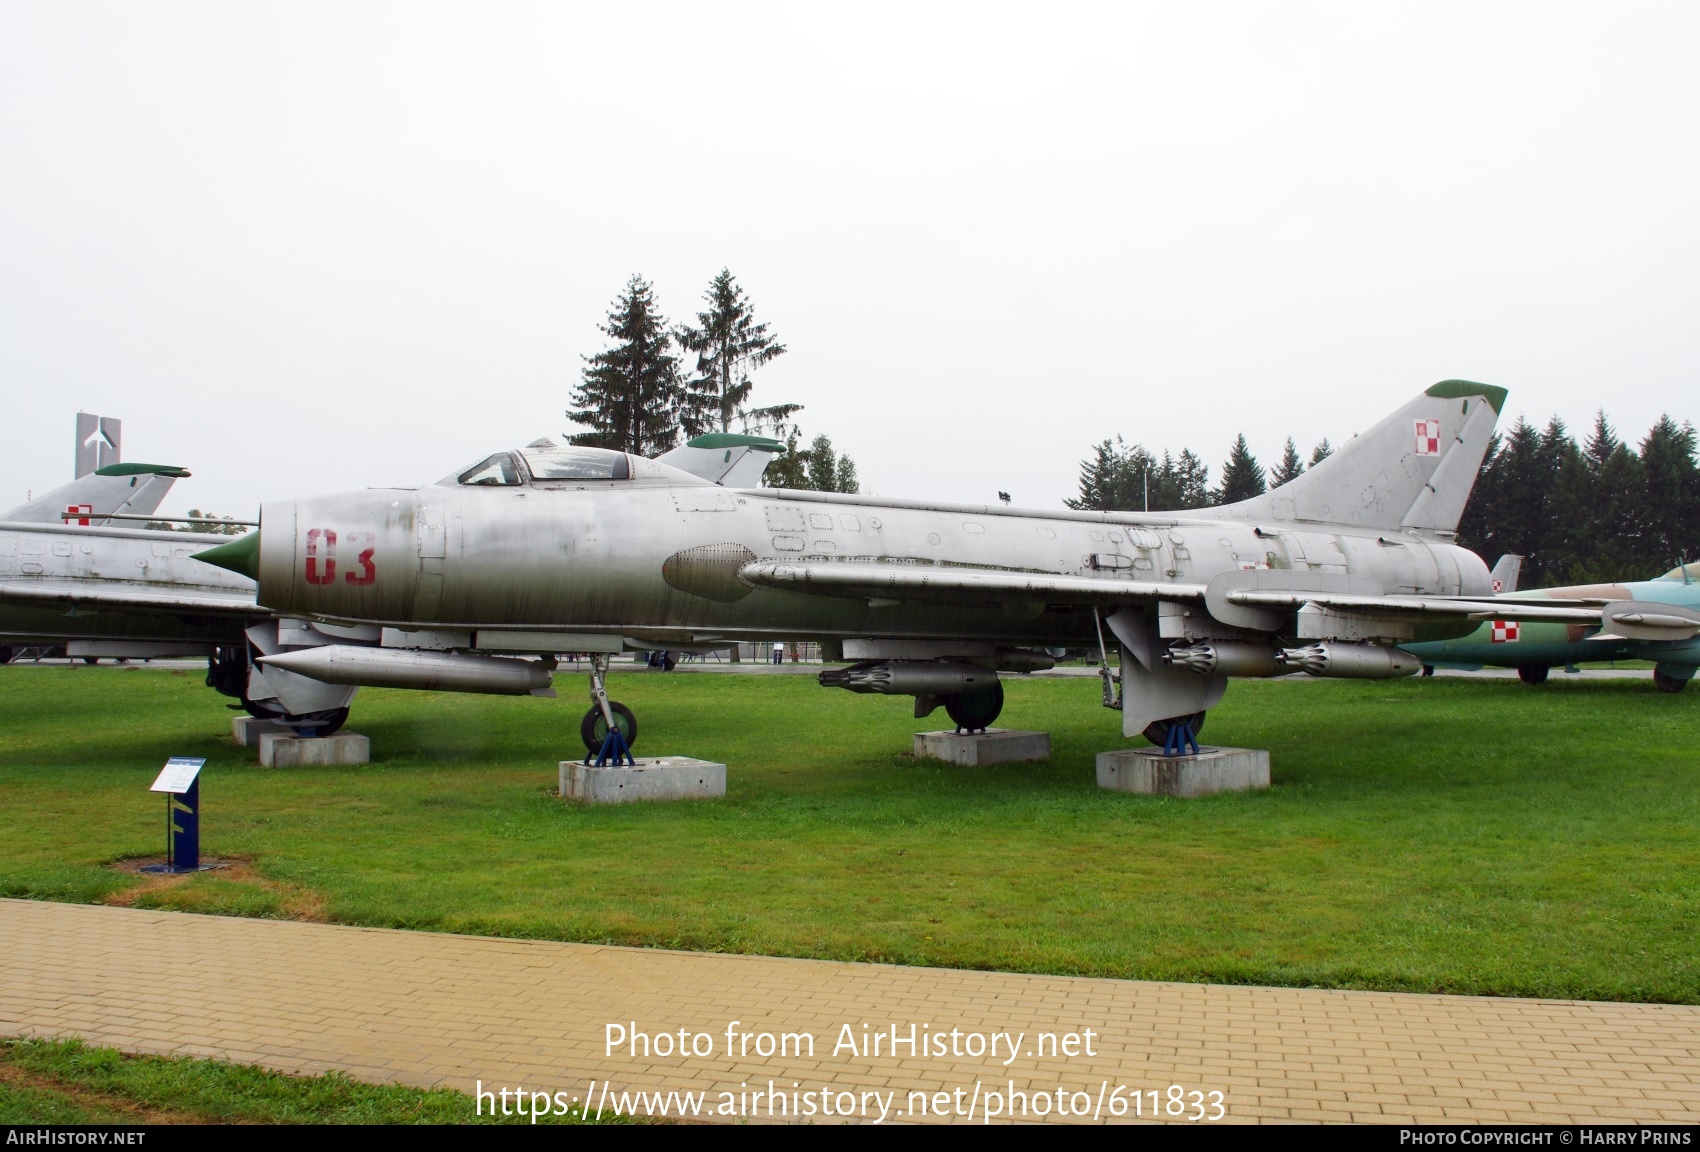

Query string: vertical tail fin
654 434 786 487
1213 380 1506 533
1490 554 1523 594
1 463 190 525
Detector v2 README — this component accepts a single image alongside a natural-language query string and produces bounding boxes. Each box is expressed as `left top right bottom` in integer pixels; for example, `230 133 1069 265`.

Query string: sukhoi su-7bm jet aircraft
196 381 1620 752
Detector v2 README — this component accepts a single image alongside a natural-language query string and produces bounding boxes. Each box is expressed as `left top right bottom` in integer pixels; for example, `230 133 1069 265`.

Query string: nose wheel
580 700 638 754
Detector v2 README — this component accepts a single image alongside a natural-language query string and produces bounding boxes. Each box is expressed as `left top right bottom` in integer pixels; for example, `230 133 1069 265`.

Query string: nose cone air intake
193 530 260 580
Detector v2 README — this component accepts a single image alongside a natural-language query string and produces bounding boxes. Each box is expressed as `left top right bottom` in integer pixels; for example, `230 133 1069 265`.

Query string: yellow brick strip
1 899 1695 1124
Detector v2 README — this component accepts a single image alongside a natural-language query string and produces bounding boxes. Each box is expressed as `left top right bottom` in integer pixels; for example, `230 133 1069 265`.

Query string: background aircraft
1403 562 1700 692
0 451 358 732
198 380 1635 753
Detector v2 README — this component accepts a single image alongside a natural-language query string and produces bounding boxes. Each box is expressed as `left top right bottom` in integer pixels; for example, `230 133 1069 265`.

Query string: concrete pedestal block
259 731 371 768
559 757 726 804
1096 746 1270 797
232 716 296 748
914 728 1050 767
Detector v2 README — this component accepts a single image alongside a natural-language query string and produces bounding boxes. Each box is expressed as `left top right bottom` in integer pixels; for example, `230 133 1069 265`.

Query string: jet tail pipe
257 645 554 695
1163 641 1286 678
819 660 999 696
1276 642 1422 679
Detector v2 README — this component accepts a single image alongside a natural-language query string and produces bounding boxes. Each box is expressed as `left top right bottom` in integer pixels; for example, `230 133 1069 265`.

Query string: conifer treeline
1457 413 1700 586
1066 435 1330 512
1070 413 1700 586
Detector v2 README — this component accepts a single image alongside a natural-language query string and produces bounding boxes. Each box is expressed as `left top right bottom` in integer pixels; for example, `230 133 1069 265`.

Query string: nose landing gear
581 653 637 764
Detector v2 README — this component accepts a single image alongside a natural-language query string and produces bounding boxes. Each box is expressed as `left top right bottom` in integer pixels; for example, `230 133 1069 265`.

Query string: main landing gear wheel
943 680 1004 732
0 647 14 664
1516 665 1550 686
581 701 638 755
1653 669 1691 694
1143 712 1207 747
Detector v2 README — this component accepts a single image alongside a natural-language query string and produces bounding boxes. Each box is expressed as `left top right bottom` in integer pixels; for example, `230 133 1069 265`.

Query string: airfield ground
0 664 1694 1005
0 1035 620 1124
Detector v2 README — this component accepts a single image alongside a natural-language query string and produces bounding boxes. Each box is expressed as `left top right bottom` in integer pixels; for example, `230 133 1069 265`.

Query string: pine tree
805 434 842 493
1541 423 1589 584
1214 434 1267 504
834 453 859 495
1170 450 1212 508
763 428 808 489
1574 411 1643 582
1462 417 1570 585
1067 439 1199 511
1456 431 1503 567
567 276 683 456
1065 439 1126 511
675 269 793 438
1269 437 1304 487
1636 416 1700 574
1309 439 1333 466
764 430 860 493
1066 437 1153 511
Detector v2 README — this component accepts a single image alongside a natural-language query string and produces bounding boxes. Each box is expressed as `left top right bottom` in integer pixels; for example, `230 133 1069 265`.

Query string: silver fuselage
254 465 1493 646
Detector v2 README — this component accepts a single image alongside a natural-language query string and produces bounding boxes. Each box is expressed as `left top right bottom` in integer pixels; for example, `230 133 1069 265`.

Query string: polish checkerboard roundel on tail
1415 419 1441 456
1208 380 1507 534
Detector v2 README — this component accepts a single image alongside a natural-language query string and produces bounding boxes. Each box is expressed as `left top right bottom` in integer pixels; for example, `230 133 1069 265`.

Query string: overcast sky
3 2 1697 518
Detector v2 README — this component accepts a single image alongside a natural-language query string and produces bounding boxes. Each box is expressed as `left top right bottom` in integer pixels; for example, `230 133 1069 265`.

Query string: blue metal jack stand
1162 720 1200 758
587 727 636 767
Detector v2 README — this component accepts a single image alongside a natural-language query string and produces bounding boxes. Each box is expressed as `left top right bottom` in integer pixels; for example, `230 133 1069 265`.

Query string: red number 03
304 529 379 586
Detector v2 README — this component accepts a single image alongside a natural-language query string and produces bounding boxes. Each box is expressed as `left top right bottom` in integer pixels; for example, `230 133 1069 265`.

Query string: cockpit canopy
452 445 632 487
522 445 631 481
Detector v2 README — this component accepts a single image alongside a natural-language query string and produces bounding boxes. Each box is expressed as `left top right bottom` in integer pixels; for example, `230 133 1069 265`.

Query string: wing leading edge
0 579 262 619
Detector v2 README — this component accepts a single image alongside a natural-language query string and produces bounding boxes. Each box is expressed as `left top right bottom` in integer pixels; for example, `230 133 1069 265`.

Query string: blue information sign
149 758 206 872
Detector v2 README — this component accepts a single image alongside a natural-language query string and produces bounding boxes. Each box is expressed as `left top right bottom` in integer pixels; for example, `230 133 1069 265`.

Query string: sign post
147 757 206 873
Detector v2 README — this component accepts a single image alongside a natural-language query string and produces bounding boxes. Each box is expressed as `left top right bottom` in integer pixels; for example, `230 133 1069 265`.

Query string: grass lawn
0 1037 618 1123
0 663 1696 1003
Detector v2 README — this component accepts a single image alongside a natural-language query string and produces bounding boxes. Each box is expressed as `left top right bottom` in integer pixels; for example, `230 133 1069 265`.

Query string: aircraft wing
738 561 1611 627
737 561 1207 606
1224 589 1605 624
0 579 263 619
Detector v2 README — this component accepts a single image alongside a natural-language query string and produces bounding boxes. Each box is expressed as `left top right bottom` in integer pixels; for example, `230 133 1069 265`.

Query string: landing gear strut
581 653 637 763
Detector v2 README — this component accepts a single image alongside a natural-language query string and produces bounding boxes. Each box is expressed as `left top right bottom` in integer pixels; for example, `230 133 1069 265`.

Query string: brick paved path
1 899 1695 1124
